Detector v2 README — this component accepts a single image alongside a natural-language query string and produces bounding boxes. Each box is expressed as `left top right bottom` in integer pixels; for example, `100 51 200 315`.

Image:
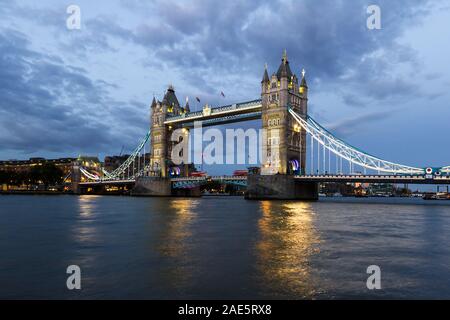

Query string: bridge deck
80 175 450 185
171 176 247 181
78 179 135 186
295 175 450 184
164 99 262 126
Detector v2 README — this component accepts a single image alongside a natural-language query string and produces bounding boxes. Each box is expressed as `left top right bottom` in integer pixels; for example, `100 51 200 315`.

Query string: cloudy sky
1 0 449 173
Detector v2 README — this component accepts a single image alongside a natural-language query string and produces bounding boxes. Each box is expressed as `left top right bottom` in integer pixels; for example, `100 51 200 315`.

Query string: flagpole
195 97 201 111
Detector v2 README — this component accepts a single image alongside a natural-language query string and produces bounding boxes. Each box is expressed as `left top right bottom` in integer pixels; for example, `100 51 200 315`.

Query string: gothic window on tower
269 136 279 145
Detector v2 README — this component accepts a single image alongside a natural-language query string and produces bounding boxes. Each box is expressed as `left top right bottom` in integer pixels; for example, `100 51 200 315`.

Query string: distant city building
0 157 77 191
369 183 395 196
104 154 131 171
76 155 102 168
0 157 76 176
103 153 152 172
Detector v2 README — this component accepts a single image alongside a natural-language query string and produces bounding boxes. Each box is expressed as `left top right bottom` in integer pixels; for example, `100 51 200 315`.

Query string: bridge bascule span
73 51 449 198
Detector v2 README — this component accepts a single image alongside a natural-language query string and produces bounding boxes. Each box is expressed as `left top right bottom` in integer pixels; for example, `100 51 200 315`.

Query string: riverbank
0 190 70 195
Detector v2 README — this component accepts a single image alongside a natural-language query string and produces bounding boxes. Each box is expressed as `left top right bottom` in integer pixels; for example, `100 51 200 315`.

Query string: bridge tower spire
261 51 307 175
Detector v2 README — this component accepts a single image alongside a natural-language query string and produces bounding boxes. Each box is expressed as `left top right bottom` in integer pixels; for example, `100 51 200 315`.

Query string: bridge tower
149 85 183 177
261 50 308 175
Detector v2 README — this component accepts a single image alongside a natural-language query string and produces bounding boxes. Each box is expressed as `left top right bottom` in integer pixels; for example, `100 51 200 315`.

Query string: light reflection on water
70 196 103 271
256 201 321 299
154 199 200 294
78 195 100 217
73 196 100 245
157 199 199 258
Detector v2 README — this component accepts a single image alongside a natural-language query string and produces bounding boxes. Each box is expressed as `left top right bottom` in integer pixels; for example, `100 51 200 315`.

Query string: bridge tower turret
261 50 307 175
299 69 308 174
149 85 182 177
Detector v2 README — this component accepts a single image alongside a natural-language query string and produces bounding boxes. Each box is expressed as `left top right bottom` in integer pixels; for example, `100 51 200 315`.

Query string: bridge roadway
170 176 247 182
170 174 450 185
78 174 450 187
294 174 450 184
78 179 135 186
172 174 450 184
78 176 248 187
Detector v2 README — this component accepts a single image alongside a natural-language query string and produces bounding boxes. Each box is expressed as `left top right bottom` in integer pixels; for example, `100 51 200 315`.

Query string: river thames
1 195 450 299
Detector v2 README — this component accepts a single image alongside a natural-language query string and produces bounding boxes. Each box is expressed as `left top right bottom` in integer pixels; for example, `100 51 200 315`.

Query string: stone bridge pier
245 175 318 200
131 177 201 197
71 165 81 195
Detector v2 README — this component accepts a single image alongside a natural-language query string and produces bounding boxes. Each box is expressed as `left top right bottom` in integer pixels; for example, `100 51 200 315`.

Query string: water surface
1 195 449 299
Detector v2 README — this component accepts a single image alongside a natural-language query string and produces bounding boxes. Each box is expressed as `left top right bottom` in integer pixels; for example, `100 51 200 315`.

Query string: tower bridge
72 51 450 199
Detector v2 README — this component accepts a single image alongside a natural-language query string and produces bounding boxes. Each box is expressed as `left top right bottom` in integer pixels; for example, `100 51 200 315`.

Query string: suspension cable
289 108 424 175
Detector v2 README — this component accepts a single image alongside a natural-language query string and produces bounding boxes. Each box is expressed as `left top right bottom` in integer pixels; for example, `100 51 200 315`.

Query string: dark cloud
80 0 436 102
0 28 147 157
328 110 396 138
0 0 445 160
5 0 435 101
341 94 367 108
0 1 65 28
